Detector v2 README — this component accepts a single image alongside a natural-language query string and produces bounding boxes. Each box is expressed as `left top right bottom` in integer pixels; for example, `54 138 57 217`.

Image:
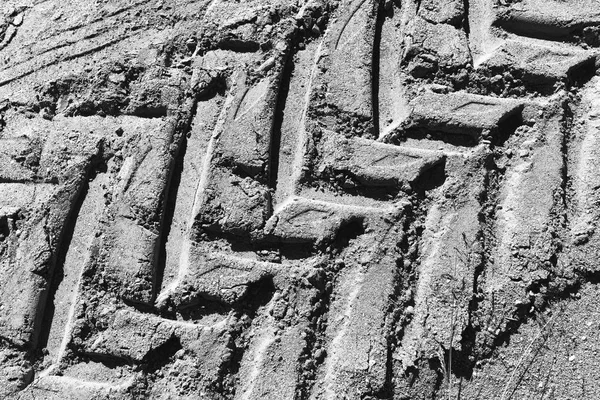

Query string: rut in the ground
1 0 600 399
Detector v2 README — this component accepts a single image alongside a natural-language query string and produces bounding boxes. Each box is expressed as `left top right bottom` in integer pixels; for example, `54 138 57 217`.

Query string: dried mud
1 0 600 399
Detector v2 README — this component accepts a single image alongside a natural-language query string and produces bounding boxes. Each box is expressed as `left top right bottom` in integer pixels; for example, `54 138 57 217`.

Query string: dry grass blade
499 309 562 400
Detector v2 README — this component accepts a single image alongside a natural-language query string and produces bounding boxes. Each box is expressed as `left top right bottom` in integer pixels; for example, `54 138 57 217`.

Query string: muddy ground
1 0 600 399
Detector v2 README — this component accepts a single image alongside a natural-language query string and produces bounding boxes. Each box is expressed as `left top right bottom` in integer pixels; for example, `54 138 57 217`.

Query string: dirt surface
1 0 600 399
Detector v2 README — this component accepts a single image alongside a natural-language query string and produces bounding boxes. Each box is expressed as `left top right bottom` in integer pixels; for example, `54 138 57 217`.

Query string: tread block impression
311 0 378 134
403 17 472 77
494 0 600 44
418 0 465 26
399 92 523 140
481 40 596 90
318 131 445 188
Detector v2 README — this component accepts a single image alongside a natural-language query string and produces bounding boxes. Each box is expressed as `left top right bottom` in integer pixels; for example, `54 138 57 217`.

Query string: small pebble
12 13 23 26
314 348 326 363
257 56 276 73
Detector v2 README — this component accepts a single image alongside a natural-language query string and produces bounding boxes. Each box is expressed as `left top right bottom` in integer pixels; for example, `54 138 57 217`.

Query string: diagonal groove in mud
268 54 294 191
36 160 108 373
371 0 385 139
272 36 324 205
560 98 575 226
35 179 89 357
295 291 329 400
0 32 140 87
463 0 471 36
153 99 200 302
379 215 419 399
10 25 117 67
449 154 500 378
0 26 18 52
152 140 185 302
